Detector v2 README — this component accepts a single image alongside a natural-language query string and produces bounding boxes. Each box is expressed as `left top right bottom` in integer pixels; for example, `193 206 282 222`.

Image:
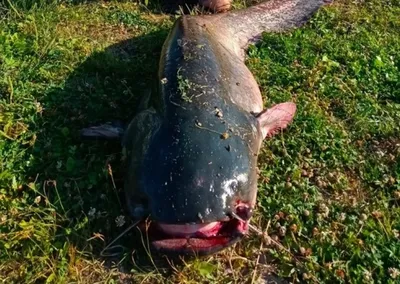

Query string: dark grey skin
82 0 330 256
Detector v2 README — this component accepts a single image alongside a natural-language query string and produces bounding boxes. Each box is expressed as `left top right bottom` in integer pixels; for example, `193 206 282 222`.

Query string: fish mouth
142 205 251 256
147 218 247 256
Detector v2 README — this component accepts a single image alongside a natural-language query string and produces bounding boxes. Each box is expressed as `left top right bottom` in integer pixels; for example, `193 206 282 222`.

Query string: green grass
0 0 399 283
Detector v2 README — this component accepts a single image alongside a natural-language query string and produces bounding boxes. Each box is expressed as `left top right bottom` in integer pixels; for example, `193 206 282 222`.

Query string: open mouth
141 206 251 256
147 218 248 256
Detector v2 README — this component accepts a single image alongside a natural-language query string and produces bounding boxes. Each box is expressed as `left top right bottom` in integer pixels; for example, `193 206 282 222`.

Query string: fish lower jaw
146 218 248 256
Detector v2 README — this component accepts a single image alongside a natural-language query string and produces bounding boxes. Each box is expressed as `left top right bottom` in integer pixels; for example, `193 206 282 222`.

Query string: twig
107 164 122 207
100 220 141 257
231 213 321 283
251 242 263 284
6 0 21 18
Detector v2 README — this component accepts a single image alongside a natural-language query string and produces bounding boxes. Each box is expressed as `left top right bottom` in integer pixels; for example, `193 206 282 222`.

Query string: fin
199 0 231 12
256 102 296 139
80 121 125 140
80 89 152 141
137 89 152 112
224 0 332 49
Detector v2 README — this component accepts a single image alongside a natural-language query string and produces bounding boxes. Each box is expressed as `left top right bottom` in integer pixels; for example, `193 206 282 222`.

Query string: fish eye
230 180 238 190
132 204 145 218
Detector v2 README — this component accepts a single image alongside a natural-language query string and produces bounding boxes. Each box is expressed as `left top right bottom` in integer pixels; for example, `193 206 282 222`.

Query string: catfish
82 0 330 256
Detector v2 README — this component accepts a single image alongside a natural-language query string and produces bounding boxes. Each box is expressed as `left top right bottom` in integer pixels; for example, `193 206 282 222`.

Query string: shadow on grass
66 0 205 15
3 0 204 18
28 28 181 276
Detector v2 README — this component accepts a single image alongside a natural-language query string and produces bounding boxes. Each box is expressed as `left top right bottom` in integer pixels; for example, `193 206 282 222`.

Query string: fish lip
151 234 244 257
140 218 249 256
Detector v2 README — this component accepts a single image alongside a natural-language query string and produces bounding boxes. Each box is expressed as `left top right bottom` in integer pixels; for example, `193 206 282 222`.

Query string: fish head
135 107 258 256
130 102 296 256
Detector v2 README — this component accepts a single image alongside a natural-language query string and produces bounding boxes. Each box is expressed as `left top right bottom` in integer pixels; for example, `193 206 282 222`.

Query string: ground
0 0 399 283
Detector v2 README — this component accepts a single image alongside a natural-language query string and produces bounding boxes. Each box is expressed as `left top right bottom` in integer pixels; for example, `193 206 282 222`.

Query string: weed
177 68 196 103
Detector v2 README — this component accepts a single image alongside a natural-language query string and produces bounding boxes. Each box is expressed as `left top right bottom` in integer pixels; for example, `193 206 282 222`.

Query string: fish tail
224 0 332 49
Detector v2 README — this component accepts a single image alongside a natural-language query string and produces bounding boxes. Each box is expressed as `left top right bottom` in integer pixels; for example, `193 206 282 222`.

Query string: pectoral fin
80 121 125 140
256 102 296 139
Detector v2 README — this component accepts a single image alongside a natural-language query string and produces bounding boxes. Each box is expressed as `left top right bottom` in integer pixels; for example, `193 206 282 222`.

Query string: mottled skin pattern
119 0 329 255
